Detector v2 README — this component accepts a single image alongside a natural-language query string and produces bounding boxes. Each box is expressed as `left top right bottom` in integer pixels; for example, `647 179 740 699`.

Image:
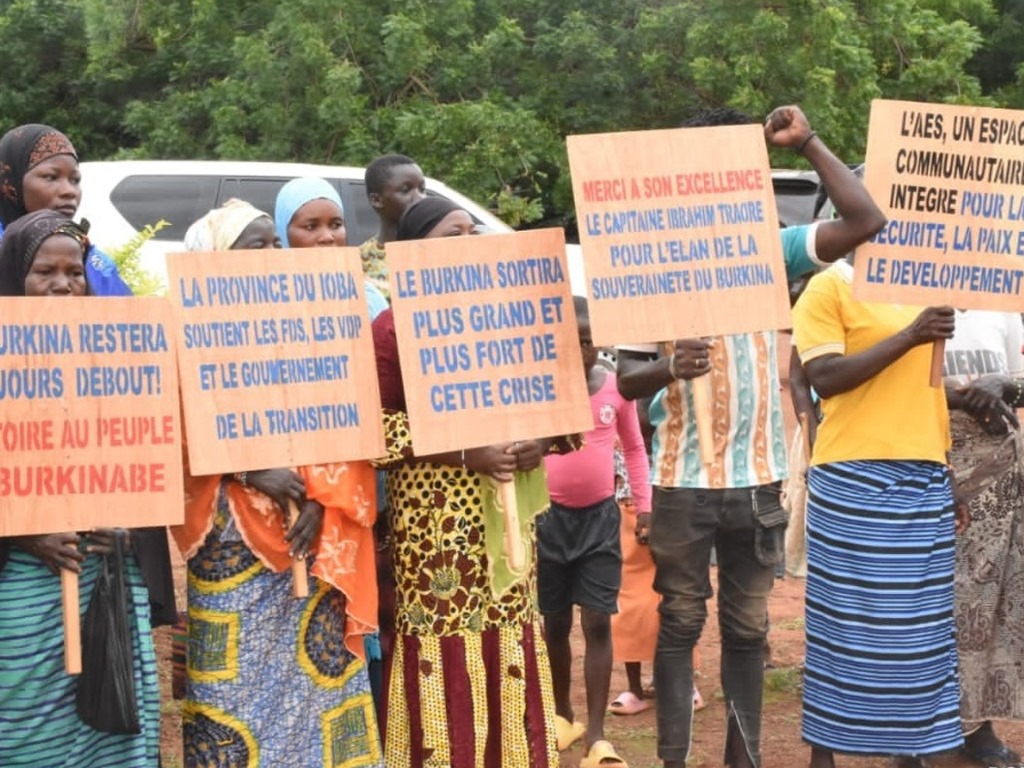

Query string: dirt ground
156 336 1024 766
156 555 1024 768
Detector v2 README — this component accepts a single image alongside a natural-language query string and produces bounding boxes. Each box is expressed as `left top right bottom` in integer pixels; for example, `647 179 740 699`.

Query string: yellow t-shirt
793 262 950 466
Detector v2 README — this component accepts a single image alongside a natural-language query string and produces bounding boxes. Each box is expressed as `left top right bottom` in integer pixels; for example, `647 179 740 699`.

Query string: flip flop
607 690 651 716
693 684 705 711
555 714 585 751
580 739 629 768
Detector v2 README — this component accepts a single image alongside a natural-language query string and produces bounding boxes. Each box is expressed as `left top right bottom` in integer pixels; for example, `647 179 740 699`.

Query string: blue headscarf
274 177 343 247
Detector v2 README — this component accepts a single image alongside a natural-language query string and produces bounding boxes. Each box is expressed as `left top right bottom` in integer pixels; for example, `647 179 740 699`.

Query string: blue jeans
649 485 782 767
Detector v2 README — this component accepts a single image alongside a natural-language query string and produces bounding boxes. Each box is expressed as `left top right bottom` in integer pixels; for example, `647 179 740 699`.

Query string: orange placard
854 99 1024 310
385 229 594 456
0 297 183 536
167 248 384 475
567 125 791 346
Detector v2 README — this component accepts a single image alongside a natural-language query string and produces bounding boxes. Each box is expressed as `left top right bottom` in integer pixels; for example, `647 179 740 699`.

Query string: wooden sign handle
929 340 945 388
499 480 525 571
287 500 310 599
62 568 81 675
691 374 715 466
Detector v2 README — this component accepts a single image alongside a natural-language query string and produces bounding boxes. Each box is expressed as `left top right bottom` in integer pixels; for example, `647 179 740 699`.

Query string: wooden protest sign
387 228 593 568
167 248 384 476
854 99 1024 309
0 297 183 535
0 296 183 674
853 100 1024 383
567 124 789 462
62 570 81 674
385 228 593 456
566 124 791 346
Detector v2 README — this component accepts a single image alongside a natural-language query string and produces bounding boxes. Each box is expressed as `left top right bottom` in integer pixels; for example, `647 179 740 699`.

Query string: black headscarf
396 196 464 241
0 209 90 296
0 124 78 227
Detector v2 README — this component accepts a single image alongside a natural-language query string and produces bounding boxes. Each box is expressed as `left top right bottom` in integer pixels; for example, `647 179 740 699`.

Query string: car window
338 181 378 246
110 175 220 241
772 174 820 227
221 177 377 247
107 167 498 251
218 177 290 222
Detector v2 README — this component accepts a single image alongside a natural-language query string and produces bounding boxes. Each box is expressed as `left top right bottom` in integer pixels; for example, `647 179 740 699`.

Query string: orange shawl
172 462 378 658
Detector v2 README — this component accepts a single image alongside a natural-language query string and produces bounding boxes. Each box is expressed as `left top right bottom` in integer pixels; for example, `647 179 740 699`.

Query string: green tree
0 0 1004 230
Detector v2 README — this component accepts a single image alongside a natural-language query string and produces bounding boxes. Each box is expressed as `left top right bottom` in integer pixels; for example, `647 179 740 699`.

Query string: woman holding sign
275 176 393 716
0 123 180 631
793 259 964 768
0 210 160 766
372 196 566 767
175 200 384 768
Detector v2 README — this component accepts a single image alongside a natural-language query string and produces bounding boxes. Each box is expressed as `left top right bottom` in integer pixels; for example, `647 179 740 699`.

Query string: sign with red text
567 125 790 345
385 229 593 455
167 248 384 475
854 99 1024 310
0 297 183 536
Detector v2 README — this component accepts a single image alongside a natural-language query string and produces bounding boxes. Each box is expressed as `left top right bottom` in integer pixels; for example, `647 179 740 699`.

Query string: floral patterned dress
377 409 558 768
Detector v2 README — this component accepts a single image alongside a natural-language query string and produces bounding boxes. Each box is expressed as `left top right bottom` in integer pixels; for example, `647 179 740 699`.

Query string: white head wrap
184 199 271 251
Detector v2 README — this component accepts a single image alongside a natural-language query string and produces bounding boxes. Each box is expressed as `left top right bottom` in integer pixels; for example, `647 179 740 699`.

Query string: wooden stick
61 569 81 675
799 412 812 464
691 374 715 466
929 340 945 388
287 500 310 599
499 480 525 571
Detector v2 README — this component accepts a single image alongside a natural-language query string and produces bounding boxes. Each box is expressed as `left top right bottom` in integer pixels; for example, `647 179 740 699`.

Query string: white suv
77 160 588 292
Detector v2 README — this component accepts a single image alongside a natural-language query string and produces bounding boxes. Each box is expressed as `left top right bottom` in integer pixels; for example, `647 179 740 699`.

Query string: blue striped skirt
0 548 160 767
802 460 962 756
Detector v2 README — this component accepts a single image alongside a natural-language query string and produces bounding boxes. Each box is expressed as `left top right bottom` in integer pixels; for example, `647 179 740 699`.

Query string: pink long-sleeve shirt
544 372 651 512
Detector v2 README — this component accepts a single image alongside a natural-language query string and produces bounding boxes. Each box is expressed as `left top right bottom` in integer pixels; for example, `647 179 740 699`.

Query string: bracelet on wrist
796 131 818 155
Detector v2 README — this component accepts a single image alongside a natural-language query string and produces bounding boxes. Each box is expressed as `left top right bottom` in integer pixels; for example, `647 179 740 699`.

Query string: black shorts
536 496 622 615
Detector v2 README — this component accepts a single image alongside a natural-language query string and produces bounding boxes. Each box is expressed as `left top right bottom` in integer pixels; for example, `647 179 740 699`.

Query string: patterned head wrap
396 197 464 241
274 177 343 247
0 209 90 296
0 124 78 226
184 199 272 252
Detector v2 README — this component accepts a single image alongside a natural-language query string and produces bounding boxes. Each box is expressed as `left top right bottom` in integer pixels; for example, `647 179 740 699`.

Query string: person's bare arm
789 348 818 449
803 306 954 398
617 340 712 401
765 105 886 262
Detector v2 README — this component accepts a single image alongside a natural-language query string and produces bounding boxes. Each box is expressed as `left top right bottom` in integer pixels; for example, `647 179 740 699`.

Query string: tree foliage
0 0 1010 230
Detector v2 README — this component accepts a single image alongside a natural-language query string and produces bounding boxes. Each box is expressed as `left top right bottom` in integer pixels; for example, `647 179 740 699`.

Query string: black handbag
75 531 141 735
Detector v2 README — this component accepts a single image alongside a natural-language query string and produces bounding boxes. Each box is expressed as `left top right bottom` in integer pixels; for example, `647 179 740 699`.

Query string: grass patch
763 665 803 704
610 722 657 743
773 616 805 631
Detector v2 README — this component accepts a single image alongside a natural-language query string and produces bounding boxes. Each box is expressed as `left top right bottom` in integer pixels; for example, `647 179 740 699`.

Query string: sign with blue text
567 124 790 345
385 229 593 455
854 99 1024 309
167 248 384 474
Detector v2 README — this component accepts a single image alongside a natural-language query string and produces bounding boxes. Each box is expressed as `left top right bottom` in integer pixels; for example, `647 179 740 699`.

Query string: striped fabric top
645 331 788 488
619 224 821 489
